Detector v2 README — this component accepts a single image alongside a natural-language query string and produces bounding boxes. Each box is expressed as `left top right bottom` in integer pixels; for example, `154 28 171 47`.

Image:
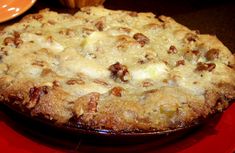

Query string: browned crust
0 7 234 133
0 77 234 132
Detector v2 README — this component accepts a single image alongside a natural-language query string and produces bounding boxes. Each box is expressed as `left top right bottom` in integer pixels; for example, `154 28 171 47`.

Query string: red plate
0 103 235 153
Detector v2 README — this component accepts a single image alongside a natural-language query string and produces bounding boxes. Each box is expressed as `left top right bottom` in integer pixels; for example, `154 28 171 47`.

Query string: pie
0 7 234 132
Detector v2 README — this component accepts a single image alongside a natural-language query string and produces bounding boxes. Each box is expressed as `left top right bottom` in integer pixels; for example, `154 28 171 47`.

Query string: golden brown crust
0 7 234 132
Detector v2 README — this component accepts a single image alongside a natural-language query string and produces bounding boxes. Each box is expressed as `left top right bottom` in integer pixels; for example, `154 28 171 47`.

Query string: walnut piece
195 62 216 72
133 33 150 47
205 48 219 61
108 62 129 82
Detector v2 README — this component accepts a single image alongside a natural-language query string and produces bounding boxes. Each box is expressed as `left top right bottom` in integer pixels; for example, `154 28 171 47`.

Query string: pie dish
0 7 234 135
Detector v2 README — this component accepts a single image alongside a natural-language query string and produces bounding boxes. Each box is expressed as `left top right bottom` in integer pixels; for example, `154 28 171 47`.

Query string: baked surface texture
0 7 234 132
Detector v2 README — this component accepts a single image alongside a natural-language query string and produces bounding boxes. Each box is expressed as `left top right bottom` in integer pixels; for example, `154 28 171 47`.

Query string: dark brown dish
1 101 211 146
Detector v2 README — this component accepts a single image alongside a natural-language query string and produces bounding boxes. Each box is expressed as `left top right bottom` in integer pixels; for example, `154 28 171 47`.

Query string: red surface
0 103 235 153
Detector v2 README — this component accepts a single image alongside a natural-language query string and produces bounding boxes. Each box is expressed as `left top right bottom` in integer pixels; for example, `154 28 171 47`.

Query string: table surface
0 0 235 153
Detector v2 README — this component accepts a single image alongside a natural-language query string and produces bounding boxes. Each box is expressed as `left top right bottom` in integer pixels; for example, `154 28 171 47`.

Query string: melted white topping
131 63 169 81
21 33 64 52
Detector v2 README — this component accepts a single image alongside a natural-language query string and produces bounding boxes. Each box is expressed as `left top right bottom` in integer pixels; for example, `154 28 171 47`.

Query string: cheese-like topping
21 33 64 52
171 64 209 95
82 31 109 51
58 48 110 78
0 6 234 102
131 63 169 81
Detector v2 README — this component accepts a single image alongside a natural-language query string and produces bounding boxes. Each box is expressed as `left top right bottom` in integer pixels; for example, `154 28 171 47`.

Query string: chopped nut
87 53 97 59
59 28 75 36
144 23 162 29
95 20 104 31
32 60 45 67
133 33 150 47
205 48 219 61
28 86 49 108
0 47 8 56
41 68 56 77
82 28 95 35
176 60 185 66
66 79 85 85
195 62 216 72
108 62 129 82
158 16 165 23
3 32 23 47
47 36 53 43
118 27 131 33
192 50 200 56
138 59 145 64
168 45 177 54
32 14 43 20
93 79 109 86
110 87 123 97
14 38 23 47
3 37 14 46
184 50 201 61
52 80 60 87
145 52 156 60
185 33 198 42
143 81 153 87
162 60 169 65
13 31 20 38
144 89 159 94
116 35 133 50
87 92 100 112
